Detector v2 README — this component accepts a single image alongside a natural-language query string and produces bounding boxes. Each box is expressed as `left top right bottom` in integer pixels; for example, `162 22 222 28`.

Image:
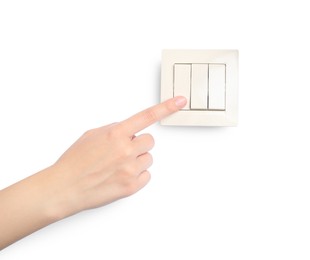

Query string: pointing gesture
0 96 187 249
54 96 187 212
119 96 187 136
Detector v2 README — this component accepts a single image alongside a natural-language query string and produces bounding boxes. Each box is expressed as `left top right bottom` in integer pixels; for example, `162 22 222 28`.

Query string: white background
1 0 310 259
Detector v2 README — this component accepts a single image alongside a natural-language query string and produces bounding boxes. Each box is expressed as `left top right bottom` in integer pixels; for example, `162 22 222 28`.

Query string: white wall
1 1 310 259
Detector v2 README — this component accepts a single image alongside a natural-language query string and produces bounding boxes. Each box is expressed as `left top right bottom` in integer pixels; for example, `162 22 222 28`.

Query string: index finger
119 96 187 135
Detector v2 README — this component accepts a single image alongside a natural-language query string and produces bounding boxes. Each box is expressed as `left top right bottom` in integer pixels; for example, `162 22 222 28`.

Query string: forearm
0 166 66 249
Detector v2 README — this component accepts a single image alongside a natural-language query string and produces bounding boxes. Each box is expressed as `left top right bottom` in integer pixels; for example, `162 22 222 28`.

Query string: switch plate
161 49 238 126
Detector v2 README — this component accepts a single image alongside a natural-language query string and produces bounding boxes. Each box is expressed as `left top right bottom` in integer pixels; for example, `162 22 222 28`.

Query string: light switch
174 64 191 110
209 64 226 110
191 64 208 110
161 50 238 126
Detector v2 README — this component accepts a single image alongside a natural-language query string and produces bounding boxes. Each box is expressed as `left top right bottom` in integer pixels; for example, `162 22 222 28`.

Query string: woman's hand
0 96 186 249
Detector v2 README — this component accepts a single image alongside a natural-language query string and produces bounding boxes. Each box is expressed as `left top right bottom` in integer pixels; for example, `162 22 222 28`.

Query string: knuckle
144 133 154 144
106 125 123 139
147 134 155 147
122 164 136 176
139 134 155 149
143 152 153 166
119 176 138 196
123 182 138 196
83 129 94 136
141 170 151 182
121 146 134 158
117 163 140 197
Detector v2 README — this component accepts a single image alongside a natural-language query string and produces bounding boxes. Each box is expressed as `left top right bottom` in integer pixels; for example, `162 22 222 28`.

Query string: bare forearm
0 167 64 249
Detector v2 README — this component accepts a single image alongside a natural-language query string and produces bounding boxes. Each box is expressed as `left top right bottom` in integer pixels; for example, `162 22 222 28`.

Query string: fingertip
120 96 187 135
173 96 187 109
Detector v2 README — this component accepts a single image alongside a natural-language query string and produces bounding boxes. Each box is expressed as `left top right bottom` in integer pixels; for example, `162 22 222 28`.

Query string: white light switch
191 64 208 110
161 50 238 126
174 64 191 110
209 64 226 110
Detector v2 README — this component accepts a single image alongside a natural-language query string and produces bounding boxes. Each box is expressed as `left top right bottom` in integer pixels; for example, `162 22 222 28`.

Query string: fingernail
174 96 187 108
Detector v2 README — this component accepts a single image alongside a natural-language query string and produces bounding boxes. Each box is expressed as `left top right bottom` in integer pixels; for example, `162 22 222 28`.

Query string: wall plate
161 49 238 126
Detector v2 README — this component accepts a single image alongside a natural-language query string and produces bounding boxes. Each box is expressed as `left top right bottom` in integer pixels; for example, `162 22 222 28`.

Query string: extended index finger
118 96 187 135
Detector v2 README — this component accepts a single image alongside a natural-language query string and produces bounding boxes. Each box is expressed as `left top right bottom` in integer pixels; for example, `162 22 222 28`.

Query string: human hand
0 96 186 249
0 97 186 250
50 96 187 218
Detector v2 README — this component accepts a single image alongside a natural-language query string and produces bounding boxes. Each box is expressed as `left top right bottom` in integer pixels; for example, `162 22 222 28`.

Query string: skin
0 96 187 250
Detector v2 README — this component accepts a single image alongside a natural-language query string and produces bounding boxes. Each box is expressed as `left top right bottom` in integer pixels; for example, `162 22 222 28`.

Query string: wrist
0 166 73 248
41 164 80 222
